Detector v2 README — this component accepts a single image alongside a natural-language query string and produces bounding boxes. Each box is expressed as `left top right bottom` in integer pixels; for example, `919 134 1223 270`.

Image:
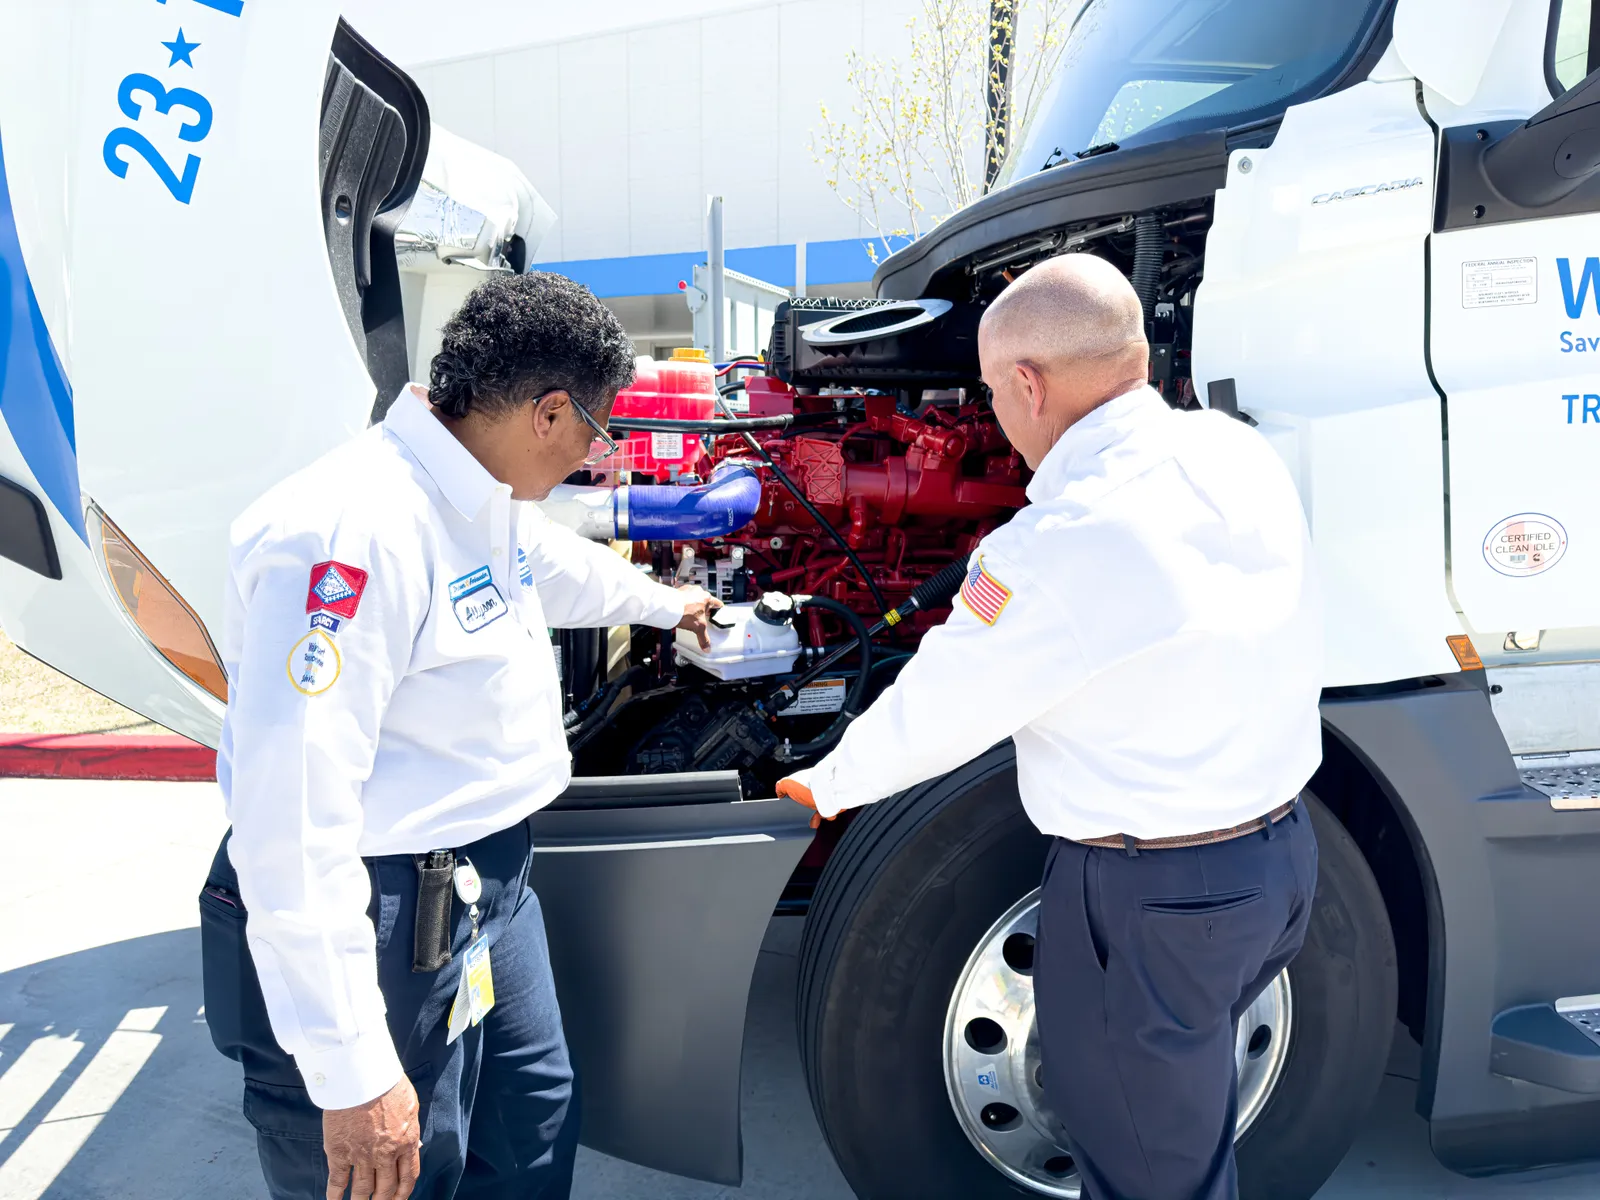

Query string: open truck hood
0 3 548 743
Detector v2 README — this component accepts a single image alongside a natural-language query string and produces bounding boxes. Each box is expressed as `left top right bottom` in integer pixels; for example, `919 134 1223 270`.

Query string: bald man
779 255 1322 1200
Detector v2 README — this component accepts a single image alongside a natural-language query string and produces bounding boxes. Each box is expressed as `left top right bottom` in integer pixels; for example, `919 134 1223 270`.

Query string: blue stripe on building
537 236 904 298
0 127 84 541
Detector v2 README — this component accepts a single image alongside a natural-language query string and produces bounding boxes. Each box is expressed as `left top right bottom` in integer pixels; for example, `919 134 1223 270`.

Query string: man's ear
531 390 569 441
1016 361 1048 420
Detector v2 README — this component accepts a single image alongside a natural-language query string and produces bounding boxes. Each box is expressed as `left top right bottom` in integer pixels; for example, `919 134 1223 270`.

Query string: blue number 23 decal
102 73 215 205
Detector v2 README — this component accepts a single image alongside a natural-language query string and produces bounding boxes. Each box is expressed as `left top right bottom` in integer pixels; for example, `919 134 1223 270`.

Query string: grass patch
0 626 164 736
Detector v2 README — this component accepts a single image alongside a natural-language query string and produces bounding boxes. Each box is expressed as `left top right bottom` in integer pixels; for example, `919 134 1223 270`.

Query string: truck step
1517 753 1600 810
1490 996 1600 1093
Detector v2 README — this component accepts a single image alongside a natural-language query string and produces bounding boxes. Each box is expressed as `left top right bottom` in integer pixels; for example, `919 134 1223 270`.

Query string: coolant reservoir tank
600 348 717 481
674 600 802 681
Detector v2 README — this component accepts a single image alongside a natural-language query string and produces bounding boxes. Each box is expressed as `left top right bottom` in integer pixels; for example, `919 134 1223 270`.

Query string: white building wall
407 0 925 271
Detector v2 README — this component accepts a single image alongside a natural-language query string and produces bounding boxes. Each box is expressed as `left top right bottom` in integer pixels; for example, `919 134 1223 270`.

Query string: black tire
797 750 1398 1200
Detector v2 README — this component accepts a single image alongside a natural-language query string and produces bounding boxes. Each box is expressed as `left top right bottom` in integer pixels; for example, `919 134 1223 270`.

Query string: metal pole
707 195 725 363
985 0 1015 193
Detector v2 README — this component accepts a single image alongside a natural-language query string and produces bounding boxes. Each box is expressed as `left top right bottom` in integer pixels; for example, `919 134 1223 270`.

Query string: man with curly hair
202 273 719 1200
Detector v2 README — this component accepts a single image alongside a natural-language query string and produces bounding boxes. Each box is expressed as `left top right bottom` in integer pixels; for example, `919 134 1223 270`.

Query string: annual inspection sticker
1462 258 1537 309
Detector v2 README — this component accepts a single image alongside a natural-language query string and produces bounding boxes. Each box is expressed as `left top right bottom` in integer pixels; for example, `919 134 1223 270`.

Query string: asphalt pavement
0 777 1596 1200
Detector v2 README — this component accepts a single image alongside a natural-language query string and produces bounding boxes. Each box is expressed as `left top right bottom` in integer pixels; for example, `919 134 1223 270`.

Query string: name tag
448 566 508 634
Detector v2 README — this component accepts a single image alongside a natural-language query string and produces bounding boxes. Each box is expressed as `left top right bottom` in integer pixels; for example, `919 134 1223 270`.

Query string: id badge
446 935 495 1044
464 936 495 1022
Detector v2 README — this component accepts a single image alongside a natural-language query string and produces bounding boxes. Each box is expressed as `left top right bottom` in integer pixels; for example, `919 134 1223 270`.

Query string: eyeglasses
571 399 621 466
531 389 618 467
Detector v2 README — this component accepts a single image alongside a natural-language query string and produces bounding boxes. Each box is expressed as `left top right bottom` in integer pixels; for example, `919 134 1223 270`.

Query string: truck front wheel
797 749 1398 1199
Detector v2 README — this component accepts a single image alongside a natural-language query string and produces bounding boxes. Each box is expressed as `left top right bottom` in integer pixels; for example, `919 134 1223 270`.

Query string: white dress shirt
799 386 1324 841
217 386 686 1109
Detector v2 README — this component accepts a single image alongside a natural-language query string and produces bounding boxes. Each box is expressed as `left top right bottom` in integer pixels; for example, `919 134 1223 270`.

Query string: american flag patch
960 557 1012 626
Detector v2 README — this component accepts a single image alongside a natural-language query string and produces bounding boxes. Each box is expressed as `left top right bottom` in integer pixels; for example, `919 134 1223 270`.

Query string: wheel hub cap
942 890 1293 1197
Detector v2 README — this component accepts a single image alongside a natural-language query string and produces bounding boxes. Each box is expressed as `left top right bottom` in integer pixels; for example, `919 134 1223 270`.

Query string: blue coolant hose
617 461 762 540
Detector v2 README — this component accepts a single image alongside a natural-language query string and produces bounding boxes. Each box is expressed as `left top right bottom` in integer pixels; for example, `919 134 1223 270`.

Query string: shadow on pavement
0 928 262 1200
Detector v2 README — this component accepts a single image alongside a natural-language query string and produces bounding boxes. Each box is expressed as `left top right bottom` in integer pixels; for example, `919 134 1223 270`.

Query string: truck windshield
997 0 1389 185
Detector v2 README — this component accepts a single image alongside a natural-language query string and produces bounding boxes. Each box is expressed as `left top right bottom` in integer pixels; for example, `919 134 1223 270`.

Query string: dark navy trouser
199 818 577 1199
1035 802 1317 1200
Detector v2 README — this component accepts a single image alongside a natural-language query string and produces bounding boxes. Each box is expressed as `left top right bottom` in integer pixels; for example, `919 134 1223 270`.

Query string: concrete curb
0 734 217 781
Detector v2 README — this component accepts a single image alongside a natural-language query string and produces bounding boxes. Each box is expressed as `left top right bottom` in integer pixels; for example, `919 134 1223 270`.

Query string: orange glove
777 776 831 830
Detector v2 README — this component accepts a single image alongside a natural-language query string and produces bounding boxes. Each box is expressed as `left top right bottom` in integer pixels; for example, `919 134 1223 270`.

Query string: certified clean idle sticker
1461 258 1537 309
1483 513 1568 577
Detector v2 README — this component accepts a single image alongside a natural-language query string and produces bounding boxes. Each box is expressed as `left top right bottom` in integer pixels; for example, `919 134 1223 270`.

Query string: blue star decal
162 29 200 68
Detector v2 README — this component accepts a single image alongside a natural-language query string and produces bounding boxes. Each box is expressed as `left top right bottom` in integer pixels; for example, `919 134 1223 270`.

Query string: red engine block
702 380 1028 636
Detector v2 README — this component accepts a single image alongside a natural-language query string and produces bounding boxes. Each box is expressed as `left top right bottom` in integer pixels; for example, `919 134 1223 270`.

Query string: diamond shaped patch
314 568 356 605
305 560 369 620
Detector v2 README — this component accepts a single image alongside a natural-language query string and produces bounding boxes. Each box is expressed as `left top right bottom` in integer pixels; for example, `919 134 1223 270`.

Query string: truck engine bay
552 199 1214 799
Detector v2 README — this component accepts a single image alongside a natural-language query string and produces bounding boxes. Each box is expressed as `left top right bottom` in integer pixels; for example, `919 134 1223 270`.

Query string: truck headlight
88 506 228 703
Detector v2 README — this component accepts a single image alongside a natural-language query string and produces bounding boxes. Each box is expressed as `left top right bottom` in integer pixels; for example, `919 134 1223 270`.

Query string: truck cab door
1424 0 1600 638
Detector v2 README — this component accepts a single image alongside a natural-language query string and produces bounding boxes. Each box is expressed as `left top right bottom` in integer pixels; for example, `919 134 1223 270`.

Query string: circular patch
286 629 341 695
1482 512 1568 578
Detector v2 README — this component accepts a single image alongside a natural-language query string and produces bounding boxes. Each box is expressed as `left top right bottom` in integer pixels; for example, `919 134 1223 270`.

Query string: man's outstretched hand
777 774 832 830
324 1075 421 1200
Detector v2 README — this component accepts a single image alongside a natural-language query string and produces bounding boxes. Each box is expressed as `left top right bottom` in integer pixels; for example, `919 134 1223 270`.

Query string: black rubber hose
1131 212 1163 323
711 393 890 615
905 555 970 615
774 552 971 703
773 594 873 762
567 665 651 751
608 414 793 433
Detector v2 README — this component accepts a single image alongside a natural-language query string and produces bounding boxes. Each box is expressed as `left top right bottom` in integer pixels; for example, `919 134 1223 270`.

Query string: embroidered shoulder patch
306 561 369 620
960 556 1013 626
287 629 342 696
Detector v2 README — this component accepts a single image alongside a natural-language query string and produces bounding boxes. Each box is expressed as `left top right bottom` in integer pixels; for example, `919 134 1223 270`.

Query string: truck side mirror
1436 65 1600 229
1392 0 1517 104
1483 67 1600 204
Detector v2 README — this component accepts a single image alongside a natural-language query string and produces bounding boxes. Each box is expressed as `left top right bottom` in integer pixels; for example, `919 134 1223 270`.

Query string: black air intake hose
772 594 873 763
1130 213 1163 323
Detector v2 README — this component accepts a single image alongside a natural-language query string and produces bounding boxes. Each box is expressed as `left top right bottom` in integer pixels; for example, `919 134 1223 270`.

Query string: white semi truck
3 1 1600 1197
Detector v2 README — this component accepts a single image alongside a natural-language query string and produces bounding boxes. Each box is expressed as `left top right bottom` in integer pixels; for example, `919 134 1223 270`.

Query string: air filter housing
766 296 981 387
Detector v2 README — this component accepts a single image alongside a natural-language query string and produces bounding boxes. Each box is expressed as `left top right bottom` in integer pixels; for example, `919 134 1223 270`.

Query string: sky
339 0 774 67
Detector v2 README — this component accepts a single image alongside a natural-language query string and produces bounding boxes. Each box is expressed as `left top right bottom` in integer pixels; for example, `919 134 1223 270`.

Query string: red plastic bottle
603 348 717 480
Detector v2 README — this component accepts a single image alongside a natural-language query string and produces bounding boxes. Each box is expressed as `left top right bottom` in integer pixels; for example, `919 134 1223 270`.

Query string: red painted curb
0 733 217 781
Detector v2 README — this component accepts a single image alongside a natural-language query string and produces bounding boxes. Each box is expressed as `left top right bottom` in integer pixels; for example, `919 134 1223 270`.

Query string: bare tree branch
811 0 1071 250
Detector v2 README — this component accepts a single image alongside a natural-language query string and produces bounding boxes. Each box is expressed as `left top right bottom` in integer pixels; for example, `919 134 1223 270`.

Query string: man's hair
429 272 636 419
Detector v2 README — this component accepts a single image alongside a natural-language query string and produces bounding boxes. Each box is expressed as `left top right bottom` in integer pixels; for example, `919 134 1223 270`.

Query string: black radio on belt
414 849 455 972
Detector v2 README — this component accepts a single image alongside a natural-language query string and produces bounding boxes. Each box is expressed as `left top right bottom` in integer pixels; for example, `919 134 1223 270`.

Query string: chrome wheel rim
942 889 1293 1197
